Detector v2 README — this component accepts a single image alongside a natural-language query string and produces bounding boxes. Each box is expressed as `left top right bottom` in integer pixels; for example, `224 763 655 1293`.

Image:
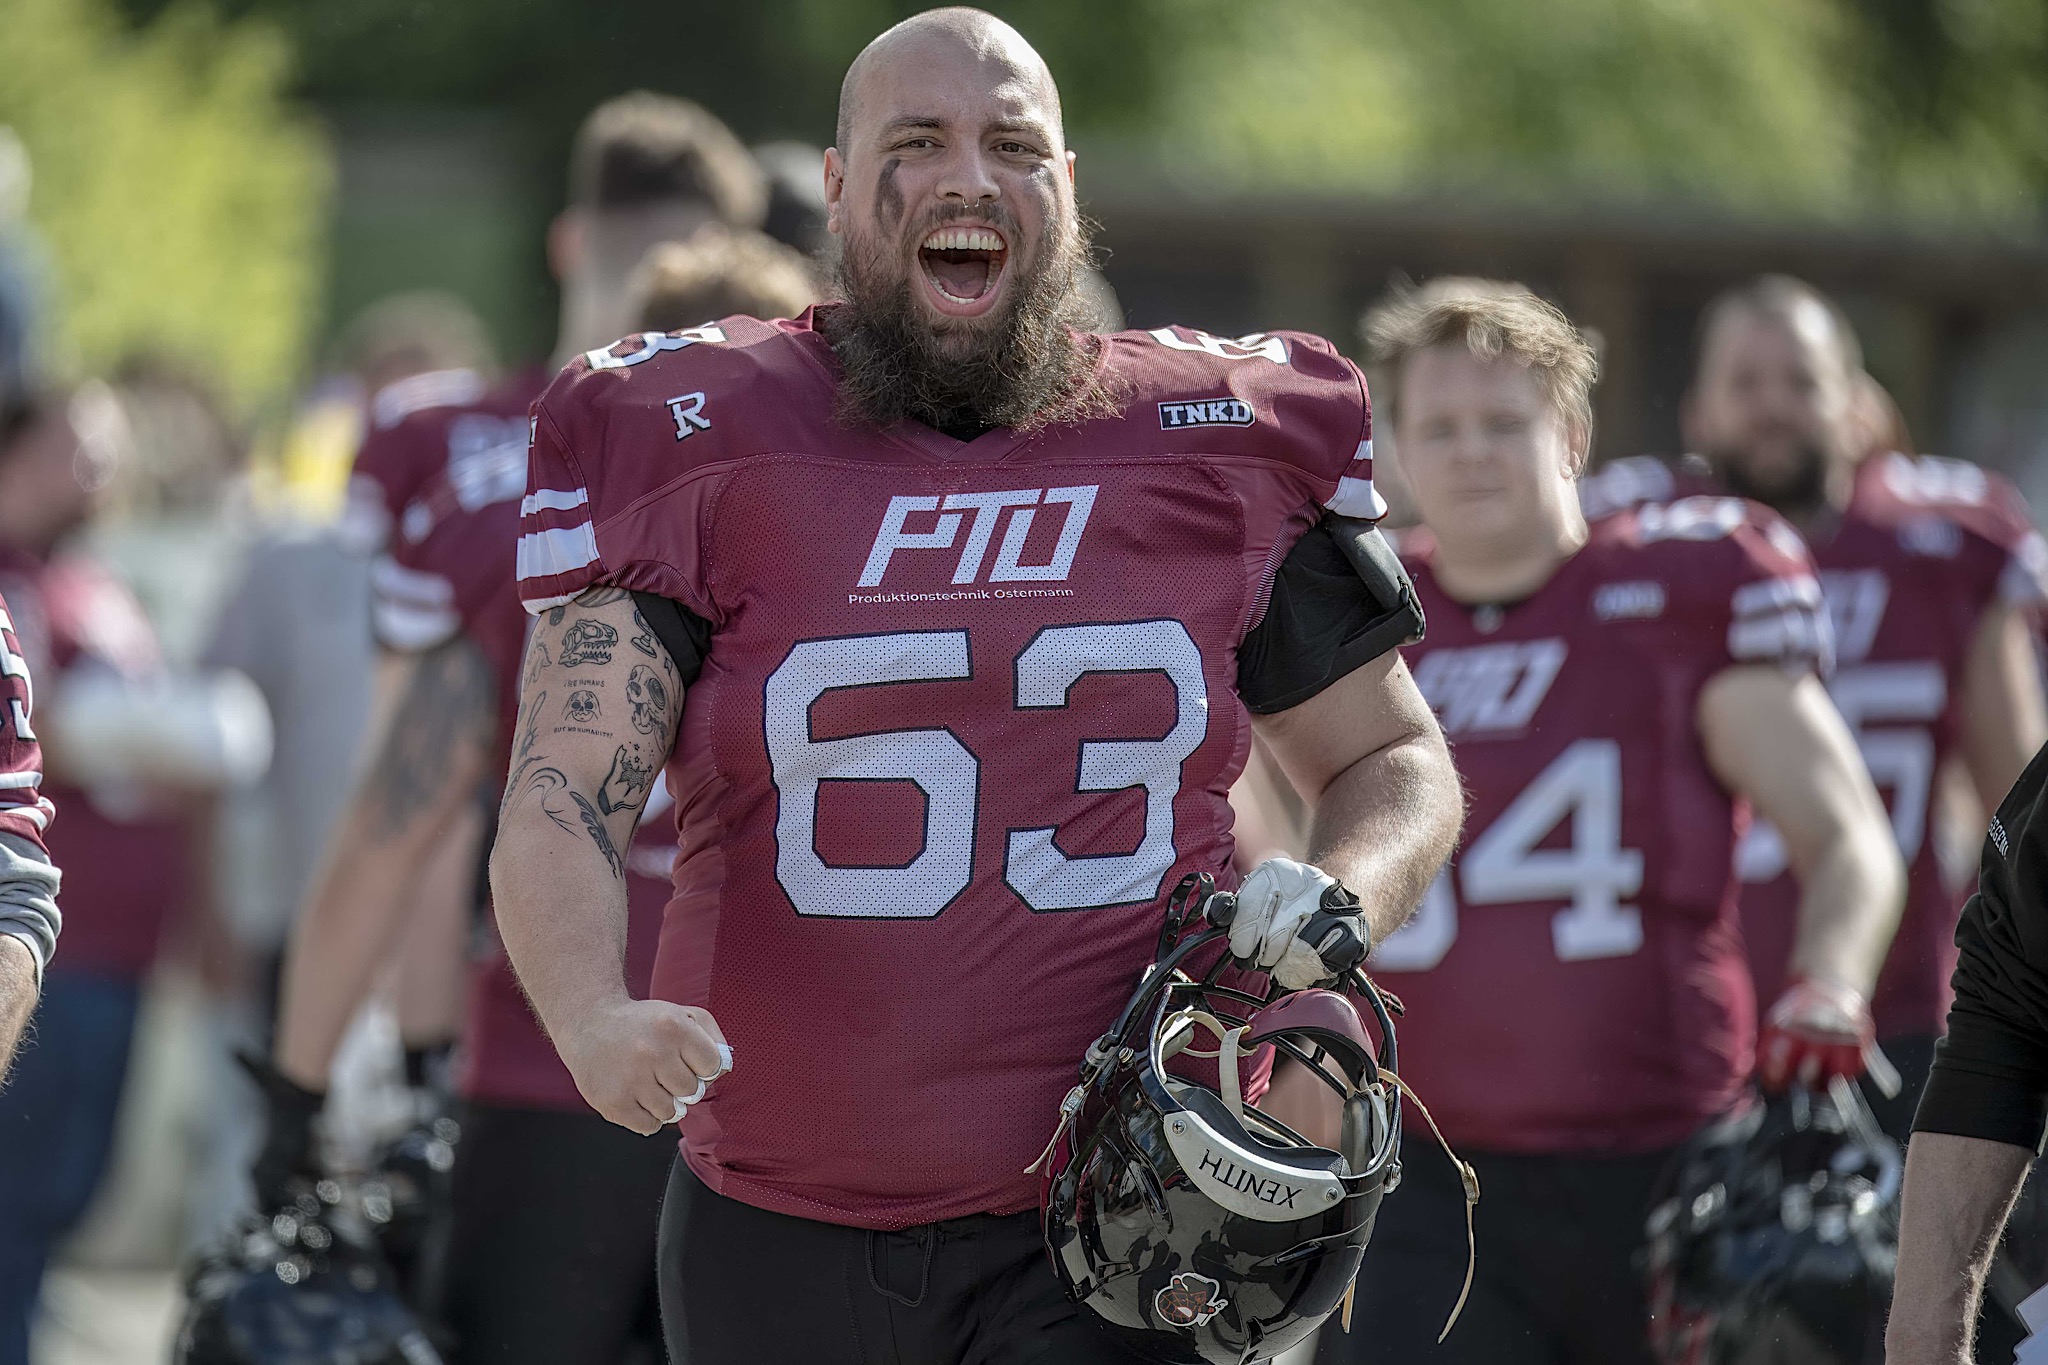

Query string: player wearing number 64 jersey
1315 281 1905 1365
491 12 1462 1365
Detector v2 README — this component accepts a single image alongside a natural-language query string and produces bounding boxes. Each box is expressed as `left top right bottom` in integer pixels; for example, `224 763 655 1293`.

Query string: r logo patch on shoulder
1155 1270 1230 1328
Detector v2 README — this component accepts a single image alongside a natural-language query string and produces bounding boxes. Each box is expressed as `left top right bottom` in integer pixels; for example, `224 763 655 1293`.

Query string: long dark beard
1702 441 1830 520
822 209 1124 434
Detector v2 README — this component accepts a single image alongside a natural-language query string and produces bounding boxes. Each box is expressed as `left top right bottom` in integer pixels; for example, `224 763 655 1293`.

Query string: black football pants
440 1102 673 1365
656 1158 1147 1365
1316 1140 1672 1365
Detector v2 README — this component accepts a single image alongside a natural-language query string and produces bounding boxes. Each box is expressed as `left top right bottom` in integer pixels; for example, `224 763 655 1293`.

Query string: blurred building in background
1089 177 2048 481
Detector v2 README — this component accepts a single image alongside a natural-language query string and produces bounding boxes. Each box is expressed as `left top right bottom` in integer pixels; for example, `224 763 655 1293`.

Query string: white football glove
1229 858 1361 990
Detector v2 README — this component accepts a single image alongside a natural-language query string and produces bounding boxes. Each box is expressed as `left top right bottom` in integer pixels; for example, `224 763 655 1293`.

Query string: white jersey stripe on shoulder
370 367 486 430
1 799 53 831
516 523 600 582
1327 474 1388 521
0 772 41 791
1732 574 1823 618
522 589 580 615
1999 532 2048 607
522 487 590 517
1729 607 1828 664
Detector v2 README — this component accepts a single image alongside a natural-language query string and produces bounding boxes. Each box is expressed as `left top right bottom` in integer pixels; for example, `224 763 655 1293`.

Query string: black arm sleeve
1914 740 2048 1151
630 592 712 688
1236 516 1426 715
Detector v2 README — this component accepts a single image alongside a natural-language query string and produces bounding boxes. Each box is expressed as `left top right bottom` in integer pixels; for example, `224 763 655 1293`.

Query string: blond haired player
1317 281 1902 1365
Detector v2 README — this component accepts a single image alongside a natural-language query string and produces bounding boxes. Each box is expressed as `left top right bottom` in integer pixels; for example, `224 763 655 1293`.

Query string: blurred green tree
0 0 329 409
1152 0 1862 210
81 0 2048 384
114 0 2048 221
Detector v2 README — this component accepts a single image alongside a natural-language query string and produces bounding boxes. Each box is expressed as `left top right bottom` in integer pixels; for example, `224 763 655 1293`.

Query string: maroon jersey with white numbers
517 306 1383 1228
375 445 670 1114
342 368 535 555
1374 498 1829 1153
1584 453 2048 1039
1732 455 2048 1037
0 590 51 850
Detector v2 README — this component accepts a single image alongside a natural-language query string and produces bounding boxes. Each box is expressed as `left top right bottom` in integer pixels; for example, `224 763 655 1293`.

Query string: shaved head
821 7 1110 433
836 8 1064 155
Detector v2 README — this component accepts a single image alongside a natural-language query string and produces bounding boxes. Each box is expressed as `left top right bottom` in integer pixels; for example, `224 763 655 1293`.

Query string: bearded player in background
237 100 779 1365
1318 280 1902 1365
1584 277 2048 1151
491 9 1462 1363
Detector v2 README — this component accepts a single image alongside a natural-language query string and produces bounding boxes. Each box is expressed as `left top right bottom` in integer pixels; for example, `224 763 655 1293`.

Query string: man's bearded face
827 181 1107 433
822 31 1119 432
1688 306 1857 516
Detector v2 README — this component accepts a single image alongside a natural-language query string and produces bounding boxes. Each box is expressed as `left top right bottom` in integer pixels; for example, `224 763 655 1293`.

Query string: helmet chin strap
1162 1008 1252 1124
1376 1065 1481 1343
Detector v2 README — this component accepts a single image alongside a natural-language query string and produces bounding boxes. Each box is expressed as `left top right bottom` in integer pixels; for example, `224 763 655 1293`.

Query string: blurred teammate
628 227 815 332
240 101 782 1365
269 89 765 1135
493 10 1462 1363
1589 276 2048 1139
0 586 56 1081
1320 281 1902 1365
0 387 268 1365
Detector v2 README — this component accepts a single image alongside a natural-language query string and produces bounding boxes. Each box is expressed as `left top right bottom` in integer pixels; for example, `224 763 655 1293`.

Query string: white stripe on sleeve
522 487 591 517
515 522 601 581
1327 474 1388 520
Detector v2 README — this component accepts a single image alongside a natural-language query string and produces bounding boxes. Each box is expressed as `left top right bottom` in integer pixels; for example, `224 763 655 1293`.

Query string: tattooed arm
489 587 725 1134
272 638 497 1090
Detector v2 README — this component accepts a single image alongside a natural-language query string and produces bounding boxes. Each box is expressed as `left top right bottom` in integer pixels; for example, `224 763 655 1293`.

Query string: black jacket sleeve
1237 517 1425 715
1914 740 2048 1151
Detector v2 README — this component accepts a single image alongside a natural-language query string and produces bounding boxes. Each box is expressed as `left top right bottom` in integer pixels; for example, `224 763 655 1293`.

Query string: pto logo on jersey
857 486 1099 588
1158 398 1255 430
1412 639 1567 737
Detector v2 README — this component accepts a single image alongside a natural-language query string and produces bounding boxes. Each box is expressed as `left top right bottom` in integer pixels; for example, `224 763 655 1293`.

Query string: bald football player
491 9 1461 1363
1324 280 1902 1365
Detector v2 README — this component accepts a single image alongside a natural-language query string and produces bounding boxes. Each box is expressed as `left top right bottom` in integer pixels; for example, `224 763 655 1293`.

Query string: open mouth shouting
917 224 1010 319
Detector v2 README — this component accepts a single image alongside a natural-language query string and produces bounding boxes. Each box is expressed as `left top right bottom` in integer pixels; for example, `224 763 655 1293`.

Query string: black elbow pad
631 592 712 687
1237 516 1426 715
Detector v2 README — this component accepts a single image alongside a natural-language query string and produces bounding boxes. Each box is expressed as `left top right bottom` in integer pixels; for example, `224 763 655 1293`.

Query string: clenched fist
555 997 732 1135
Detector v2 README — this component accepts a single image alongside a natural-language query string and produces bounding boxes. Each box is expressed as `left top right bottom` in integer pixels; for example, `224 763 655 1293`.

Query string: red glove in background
1757 976 1879 1093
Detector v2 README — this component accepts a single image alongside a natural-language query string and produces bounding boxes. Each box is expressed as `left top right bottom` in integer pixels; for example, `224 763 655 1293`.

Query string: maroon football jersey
1584 453 2048 1039
0 549 191 979
1373 498 1829 1153
374 421 670 1114
1731 455 2048 1037
341 367 530 556
517 307 1382 1228
0 590 52 851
